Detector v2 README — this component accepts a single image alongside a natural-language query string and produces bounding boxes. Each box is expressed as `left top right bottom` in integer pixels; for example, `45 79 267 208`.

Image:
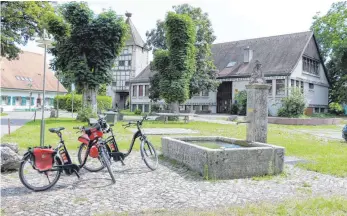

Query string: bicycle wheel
19 154 61 191
100 146 116 184
77 144 104 172
140 139 158 170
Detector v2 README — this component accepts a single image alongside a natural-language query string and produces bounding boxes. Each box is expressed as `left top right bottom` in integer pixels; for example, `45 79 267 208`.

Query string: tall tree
310 1 347 103
146 4 219 102
152 12 196 113
0 1 61 60
47 2 128 112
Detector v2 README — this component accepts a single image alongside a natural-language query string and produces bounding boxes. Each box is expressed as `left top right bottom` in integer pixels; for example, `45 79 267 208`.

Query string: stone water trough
162 136 285 179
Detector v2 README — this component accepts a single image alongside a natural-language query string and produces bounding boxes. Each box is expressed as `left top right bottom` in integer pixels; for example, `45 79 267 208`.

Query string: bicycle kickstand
73 169 80 179
120 157 125 166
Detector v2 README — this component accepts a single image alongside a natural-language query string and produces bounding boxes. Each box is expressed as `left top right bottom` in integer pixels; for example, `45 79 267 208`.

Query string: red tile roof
1 51 67 93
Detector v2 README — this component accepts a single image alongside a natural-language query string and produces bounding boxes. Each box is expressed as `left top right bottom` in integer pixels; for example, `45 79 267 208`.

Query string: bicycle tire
19 154 61 191
77 143 104 172
140 139 158 171
100 146 116 184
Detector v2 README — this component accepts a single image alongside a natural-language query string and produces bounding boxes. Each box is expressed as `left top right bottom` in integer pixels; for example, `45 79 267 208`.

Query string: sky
21 0 339 62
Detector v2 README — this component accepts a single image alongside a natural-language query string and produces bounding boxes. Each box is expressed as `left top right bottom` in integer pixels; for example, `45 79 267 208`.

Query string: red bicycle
18 124 115 192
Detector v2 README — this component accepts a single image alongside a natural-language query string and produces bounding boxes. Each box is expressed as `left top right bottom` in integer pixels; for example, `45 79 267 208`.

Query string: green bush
151 104 160 112
277 88 306 117
76 106 97 122
54 94 112 112
230 104 239 115
329 102 343 115
134 109 142 115
235 90 247 115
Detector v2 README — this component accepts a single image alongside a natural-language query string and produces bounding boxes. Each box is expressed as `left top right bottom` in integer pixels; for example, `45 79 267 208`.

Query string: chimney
125 12 132 18
244 46 253 63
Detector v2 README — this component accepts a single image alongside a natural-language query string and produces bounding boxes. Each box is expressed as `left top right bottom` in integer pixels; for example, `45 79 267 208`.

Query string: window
275 79 285 96
296 80 299 87
202 105 209 111
144 104 149 113
193 105 200 111
139 85 143 96
20 76 25 81
202 90 209 96
314 107 319 113
320 108 325 113
138 104 143 112
193 92 200 96
132 85 137 97
291 79 294 87
119 60 125 66
266 80 272 95
302 56 319 75
145 85 149 96
132 104 137 112
185 105 191 111
301 81 304 93
128 60 131 66
309 83 314 89
15 76 20 80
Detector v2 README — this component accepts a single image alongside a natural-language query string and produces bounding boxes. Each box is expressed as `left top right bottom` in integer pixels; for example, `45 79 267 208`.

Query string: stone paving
2 151 347 216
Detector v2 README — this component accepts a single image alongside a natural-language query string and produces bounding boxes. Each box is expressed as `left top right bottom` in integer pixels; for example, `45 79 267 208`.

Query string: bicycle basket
31 146 56 171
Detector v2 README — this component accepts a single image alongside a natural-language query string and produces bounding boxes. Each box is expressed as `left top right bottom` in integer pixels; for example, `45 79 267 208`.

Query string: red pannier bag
32 147 55 171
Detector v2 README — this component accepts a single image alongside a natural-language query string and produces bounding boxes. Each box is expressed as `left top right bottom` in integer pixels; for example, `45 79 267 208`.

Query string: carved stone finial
249 60 265 84
125 12 132 18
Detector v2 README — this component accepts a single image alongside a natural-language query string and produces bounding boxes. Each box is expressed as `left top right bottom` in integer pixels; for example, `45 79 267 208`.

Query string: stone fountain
161 60 285 179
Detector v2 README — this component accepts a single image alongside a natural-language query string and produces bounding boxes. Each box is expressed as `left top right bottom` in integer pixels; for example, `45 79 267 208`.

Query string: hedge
54 94 112 112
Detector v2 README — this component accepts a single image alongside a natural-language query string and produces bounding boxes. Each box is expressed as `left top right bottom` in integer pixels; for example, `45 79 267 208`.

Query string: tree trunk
83 84 98 113
170 101 180 113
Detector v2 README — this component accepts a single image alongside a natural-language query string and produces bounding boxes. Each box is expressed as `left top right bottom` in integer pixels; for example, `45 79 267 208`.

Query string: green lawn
96 196 347 216
2 118 347 177
120 109 148 116
0 113 8 117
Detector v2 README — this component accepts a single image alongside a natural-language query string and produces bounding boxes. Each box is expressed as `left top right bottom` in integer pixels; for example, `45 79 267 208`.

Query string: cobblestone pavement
2 151 347 216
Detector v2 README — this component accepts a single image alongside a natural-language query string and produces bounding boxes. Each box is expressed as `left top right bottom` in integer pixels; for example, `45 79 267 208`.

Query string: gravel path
2 151 347 216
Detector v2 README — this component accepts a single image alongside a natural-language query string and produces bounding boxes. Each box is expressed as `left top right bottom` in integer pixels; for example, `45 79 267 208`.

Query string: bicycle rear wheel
140 139 158 170
19 154 61 191
100 146 116 184
77 144 104 172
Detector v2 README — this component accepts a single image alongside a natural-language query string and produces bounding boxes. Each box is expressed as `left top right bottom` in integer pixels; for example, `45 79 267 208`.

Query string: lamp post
56 71 59 118
36 31 53 147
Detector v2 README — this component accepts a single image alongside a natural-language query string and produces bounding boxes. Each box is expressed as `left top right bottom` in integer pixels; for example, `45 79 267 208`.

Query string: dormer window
303 56 319 75
226 61 237 68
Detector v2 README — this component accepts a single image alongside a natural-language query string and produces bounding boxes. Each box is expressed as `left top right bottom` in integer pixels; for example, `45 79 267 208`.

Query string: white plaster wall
290 58 329 106
1 89 64 111
134 46 149 77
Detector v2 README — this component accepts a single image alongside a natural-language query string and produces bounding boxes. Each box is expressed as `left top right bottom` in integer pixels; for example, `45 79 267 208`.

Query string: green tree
146 4 219 100
0 1 62 60
98 84 107 96
47 2 128 112
311 1 347 103
152 12 196 112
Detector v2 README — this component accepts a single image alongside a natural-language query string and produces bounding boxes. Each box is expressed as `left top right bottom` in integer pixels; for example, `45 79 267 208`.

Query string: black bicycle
77 115 158 171
19 124 115 192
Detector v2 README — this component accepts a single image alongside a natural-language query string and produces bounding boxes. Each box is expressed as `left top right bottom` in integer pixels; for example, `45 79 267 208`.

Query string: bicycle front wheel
140 139 158 170
100 146 116 184
77 144 104 172
19 154 61 191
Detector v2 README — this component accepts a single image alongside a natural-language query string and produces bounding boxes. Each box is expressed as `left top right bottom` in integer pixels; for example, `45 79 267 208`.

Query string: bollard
8 118 10 136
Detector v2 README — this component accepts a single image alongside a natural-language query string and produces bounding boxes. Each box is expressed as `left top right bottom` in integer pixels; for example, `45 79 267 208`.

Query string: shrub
329 102 343 115
134 109 142 115
150 104 160 112
76 106 97 122
54 94 112 112
235 90 247 116
277 88 306 117
230 104 239 115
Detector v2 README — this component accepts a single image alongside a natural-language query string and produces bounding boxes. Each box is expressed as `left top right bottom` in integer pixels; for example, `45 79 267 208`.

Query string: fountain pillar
245 60 271 143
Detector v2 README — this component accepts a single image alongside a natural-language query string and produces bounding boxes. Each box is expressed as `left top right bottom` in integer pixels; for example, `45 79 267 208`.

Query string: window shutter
21 97 26 105
12 97 16 105
7 97 11 105
31 97 34 105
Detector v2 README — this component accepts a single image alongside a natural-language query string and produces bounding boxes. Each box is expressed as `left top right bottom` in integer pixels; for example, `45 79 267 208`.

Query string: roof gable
125 13 146 48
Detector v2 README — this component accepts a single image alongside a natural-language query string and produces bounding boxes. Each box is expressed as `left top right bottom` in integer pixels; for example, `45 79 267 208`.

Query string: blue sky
21 0 339 62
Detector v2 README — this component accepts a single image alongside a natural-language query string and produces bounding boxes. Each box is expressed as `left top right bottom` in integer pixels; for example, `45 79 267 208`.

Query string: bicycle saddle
48 127 65 133
84 124 101 135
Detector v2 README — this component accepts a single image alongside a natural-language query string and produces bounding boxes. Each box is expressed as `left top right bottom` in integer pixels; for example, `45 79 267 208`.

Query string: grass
2 118 347 176
120 109 148 116
0 113 8 117
93 196 347 216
